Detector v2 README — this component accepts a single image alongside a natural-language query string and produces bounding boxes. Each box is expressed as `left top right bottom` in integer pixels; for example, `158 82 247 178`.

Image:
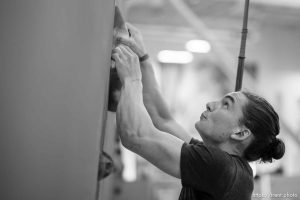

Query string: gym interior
1 0 300 199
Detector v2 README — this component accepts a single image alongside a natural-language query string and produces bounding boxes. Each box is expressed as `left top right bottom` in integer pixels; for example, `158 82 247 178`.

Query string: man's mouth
200 112 207 120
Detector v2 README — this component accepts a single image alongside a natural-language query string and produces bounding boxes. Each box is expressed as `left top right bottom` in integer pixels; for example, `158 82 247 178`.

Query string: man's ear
230 129 252 141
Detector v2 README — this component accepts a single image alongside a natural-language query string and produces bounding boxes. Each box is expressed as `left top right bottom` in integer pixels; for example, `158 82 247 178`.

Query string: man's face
195 92 248 144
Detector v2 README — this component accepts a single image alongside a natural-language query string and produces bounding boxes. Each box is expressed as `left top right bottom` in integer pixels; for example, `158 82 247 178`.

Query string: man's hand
112 45 142 85
117 23 147 57
116 24 191 143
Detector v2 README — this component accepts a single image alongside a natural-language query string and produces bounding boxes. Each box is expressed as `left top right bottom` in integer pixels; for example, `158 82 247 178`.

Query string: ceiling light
185 40 211 53
157 50 193 64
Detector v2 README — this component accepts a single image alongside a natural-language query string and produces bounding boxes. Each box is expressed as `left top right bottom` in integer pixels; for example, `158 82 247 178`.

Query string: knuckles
130 54 138 61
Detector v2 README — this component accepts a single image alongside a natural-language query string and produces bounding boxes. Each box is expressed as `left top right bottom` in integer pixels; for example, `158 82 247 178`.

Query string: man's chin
195 122 203 135
195 123 210 140
194 121 200 131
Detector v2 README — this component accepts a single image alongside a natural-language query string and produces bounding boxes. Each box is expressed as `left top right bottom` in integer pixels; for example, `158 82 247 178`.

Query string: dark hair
240 91 285 163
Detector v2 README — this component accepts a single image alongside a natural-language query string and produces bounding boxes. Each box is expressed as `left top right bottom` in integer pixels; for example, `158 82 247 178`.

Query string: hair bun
271 138 285 160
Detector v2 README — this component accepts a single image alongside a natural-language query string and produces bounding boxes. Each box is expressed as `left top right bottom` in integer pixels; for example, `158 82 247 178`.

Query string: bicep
129 128 184 179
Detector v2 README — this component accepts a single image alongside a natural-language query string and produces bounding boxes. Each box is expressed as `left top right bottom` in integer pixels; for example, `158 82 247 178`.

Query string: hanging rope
235 0 250 91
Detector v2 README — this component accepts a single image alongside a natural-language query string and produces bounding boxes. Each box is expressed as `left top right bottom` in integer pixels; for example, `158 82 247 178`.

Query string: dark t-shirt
179 138 253 200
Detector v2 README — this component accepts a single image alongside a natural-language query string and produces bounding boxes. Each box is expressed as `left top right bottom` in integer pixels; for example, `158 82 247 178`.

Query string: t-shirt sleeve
189 137 202 145
180 138 231 192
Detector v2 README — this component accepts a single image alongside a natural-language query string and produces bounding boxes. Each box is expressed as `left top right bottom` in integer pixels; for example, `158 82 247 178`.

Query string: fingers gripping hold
118 45 132 57
112 45 141 84
116 23 146 57
120 45 138 59
123 45 136 56
126 23 141 36
117 37 135 51
112 47 123 63
111 53 120 63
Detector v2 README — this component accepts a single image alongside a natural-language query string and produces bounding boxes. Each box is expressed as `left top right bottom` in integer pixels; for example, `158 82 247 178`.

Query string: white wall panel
0 0 114 199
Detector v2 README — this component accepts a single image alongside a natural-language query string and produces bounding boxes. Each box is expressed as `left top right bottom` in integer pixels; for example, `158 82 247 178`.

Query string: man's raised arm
118 23 192 143
112 45 184 178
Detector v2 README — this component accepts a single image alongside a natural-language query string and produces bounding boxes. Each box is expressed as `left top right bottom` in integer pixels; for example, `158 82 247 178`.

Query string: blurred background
101 0 300 199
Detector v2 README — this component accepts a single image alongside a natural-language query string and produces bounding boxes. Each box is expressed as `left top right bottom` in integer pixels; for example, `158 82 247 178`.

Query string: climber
111 23 285 200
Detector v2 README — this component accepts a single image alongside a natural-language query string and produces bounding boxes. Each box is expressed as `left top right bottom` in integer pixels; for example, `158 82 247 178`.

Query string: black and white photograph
1 0 300 199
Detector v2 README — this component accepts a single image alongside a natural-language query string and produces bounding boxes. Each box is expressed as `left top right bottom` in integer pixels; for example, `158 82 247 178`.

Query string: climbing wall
0 0 114 199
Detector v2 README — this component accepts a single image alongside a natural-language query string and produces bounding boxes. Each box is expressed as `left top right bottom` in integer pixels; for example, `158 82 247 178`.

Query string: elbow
118 129 140 151
119 134 133 149
120 136 142 153
116 118 155 151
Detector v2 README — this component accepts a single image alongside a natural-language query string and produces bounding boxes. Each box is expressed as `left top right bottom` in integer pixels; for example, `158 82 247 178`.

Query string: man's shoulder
189 138 249 166
188 137 203 145
184 138 237 172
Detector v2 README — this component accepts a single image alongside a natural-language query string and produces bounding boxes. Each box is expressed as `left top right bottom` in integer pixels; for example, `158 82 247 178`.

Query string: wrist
124 78 143 92
124 77 142 85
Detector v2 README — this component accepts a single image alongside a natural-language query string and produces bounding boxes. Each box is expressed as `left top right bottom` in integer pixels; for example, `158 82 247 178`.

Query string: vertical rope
235 0 250 91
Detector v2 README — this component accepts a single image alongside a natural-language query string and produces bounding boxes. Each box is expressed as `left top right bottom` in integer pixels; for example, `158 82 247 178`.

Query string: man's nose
206 102 213 111
206 101 218 111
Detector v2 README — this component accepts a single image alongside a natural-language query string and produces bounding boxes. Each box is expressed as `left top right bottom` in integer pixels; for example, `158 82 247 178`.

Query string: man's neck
204 139 243 157
218 142 242 156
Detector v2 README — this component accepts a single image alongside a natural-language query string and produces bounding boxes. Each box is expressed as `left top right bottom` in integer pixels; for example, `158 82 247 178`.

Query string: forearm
116 79 154 149
116 78 183 178
115 27 191 141
140 60 192 142
140 59 173 123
